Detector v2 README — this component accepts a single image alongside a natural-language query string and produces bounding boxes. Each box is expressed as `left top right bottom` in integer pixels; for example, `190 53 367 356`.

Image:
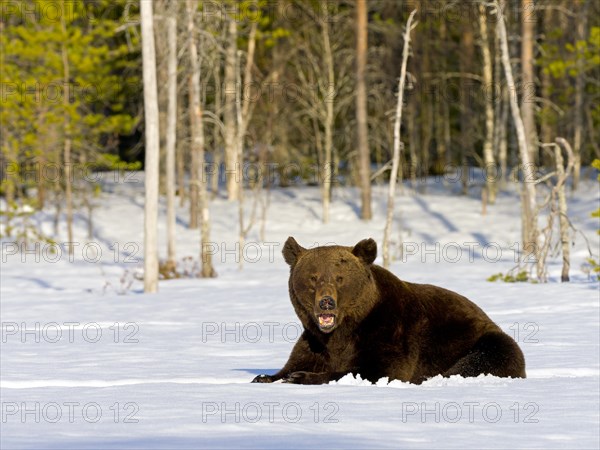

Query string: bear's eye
336 276 343 284
310 275 318 283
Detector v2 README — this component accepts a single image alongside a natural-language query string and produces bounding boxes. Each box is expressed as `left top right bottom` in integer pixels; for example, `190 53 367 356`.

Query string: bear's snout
319 296 336 310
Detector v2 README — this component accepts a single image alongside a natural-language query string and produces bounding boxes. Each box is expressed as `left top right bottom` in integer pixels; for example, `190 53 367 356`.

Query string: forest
1 0 599 289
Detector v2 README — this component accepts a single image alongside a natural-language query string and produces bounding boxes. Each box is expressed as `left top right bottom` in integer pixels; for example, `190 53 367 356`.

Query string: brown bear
252 237 526 385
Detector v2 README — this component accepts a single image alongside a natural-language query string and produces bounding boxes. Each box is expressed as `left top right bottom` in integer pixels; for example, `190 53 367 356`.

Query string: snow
1 172 599 449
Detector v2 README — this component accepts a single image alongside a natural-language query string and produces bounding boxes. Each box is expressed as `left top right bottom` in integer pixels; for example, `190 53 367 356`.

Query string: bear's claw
282 371 325 384
251 374 274 383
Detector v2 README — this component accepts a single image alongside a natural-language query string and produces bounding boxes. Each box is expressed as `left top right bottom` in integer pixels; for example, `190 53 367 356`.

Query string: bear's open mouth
317 314 336 330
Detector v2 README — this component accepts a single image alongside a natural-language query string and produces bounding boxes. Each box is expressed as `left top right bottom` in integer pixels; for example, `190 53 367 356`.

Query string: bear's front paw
282 371 328 385
251 374 275 383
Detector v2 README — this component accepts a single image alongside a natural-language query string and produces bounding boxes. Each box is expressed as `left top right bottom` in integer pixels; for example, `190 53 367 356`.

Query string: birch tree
165 15 177 272
554 138 574 282
236 22 258 268
277 1 364 223
382 10 417 269
186 0 216 278
478 3 497 204
572 2 589 190
187 5 200 229
493 15 509 189
224 18 239 201
141 0 160 293
538 137 574 282
521 0 539 165
495 1 540 274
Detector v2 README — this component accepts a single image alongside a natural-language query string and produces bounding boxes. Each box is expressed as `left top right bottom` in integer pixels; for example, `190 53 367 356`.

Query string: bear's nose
319 296 336 310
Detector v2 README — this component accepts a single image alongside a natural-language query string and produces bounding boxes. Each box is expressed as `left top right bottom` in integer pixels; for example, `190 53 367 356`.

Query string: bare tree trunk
499 88 509 188
587 108 600 160
2 146 16 235
258 142 271 242
439 20 451 169
211 63 222 198
572 2 588 191
478 3 497 203
421 98 432 193
496 1 540 274
155 0 168 196
382 10 417 269
421 100 432 191
459 21 474 195
186 0 215 278
224 19 239 201
53 189 61 236
555 138 574 281
434 89 446 172
189 91 199 230
356 0 371 220
165 16 177 271
79 153 93 239
418 22 431 192
521 0 538 165
211 148 221 199
60 12 74 257
495 59 509 190
322 8 335 224
176 98 186 207
188 100 203 230
538 137 574 283
237 22 258 268
140 0 160 293
2 148 15 209
36 148 46 209
237 21 257 163
494 25 508 188
539 5 554 156
407 97 419 188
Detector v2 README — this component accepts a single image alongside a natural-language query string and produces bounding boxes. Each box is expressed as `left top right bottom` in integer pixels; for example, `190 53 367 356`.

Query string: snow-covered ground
1 172 599 449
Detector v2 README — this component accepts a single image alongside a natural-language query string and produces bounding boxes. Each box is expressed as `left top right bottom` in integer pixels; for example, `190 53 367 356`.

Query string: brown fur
252 237 526 385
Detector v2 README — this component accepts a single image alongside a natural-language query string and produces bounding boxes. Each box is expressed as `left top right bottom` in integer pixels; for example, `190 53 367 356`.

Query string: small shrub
487 270 530 283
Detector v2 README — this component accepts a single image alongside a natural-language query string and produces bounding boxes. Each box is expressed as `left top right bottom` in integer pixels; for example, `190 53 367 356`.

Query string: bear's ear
283 236 305 267
352 238 377 265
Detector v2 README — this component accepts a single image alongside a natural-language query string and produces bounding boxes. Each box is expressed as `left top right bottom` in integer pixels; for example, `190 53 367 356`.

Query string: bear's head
283 237 379 334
